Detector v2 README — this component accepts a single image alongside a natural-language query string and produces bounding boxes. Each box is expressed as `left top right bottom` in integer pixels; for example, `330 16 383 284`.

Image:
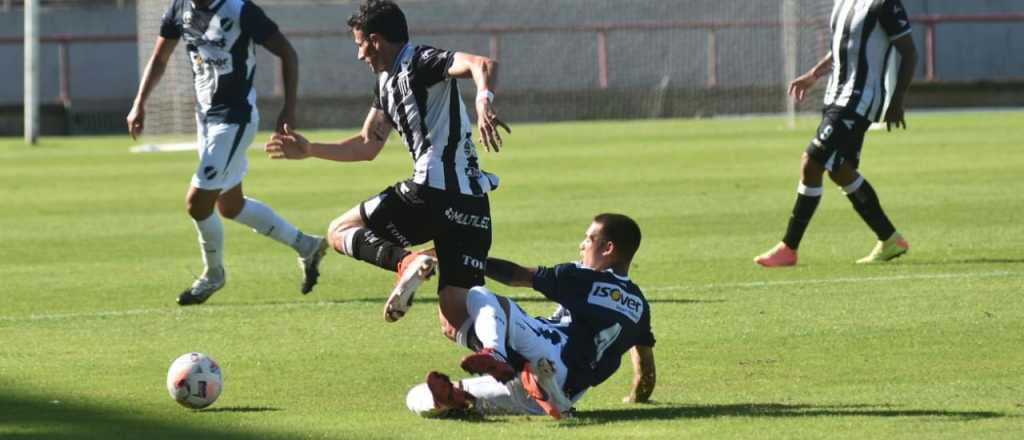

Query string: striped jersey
160 0 279 124
372 44 499 196
823 0 912 121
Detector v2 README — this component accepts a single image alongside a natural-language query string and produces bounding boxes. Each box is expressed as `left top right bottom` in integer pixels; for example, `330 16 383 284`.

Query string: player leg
406 373 540 418
177 121 237 305
755 108 836 267
432 192 492 341
326 181 436 320
826 132 909 263
217 181 328 294
454 290 574 418
458 287 515 382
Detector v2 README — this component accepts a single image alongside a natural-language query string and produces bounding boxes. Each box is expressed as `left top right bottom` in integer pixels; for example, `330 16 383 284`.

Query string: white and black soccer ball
166 352 223 409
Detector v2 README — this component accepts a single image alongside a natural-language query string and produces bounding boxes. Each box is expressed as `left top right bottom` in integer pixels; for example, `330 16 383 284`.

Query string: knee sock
843 176 896 241
466 288 509 359
343 227 409 272
232 197 302 251
193 213 224 273
782 182 823 250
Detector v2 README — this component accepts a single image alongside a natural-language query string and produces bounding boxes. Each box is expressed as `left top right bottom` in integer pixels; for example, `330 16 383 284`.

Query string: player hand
476 100 511 152
883 101 907 131
126 105 145 140
275 107 296 134
265 124 310 159
787 73 817 103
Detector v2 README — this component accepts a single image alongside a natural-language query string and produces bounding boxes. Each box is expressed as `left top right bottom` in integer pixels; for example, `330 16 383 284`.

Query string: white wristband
476 90 495 104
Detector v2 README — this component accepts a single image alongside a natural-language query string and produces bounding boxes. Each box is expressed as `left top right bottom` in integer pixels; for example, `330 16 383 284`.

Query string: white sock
193 214 224 273
466 287 508 358
232 197 301 251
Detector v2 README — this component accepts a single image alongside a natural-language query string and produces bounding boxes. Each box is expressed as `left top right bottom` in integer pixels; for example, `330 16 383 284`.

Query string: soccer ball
166 352 223 409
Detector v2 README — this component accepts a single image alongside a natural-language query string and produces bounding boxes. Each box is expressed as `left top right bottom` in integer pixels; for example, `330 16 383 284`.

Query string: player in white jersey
406 214 656 419
755 0 918 267
128 0 328 305
264 0 510 335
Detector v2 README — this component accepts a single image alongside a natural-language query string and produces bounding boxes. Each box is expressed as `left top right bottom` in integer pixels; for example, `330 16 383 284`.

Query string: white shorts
190 114 258 191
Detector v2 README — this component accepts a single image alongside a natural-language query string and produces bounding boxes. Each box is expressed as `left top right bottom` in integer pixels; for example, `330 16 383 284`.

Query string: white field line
1 271 1016 323
647 270 1016 293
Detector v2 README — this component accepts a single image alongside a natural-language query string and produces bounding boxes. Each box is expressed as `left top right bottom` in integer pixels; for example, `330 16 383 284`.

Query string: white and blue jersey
160 0 279 124
531 263 656 395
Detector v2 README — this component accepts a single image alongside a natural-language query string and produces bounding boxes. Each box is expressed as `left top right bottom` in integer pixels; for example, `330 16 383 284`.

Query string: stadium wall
1 0 1023 135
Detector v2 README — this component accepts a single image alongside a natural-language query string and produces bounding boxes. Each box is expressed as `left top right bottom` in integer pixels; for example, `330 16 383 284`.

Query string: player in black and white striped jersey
755 0 918 267
265 1 510 334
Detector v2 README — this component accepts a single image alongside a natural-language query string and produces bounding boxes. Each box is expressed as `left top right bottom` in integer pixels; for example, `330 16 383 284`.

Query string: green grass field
1 111 1022 439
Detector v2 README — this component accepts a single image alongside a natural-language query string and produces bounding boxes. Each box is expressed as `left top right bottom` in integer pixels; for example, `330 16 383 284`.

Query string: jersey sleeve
636 311 656 348
411 46 456 88
240 1 281 45
878 0 912 40
159 1 182 40
532 263 575 303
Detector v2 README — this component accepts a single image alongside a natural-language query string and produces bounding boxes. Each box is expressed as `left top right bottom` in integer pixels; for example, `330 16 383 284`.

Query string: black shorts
360 180 492 290
805 105 872 171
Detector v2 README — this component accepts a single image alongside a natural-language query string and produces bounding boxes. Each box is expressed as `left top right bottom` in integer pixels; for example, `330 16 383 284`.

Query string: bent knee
827 167 860 187
217 203 243 219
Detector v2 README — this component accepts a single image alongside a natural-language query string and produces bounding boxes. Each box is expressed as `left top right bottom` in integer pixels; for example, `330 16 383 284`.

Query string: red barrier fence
2 12 1023 108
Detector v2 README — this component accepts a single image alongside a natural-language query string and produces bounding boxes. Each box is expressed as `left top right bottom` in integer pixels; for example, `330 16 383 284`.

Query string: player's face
580 222 611 269
353 30 384 73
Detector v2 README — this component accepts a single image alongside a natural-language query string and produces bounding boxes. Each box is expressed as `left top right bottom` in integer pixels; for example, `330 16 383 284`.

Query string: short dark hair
593 213 642 263
347 0 409 44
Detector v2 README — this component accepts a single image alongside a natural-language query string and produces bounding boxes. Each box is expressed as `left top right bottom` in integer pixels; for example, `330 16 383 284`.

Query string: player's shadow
565 402 1007 426
238 296 722 308
199 406 282 413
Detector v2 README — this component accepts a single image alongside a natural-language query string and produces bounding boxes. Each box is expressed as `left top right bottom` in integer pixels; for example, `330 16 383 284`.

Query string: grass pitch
1 111 1022 439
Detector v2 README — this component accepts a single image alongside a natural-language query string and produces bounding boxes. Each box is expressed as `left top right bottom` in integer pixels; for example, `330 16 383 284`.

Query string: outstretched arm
447 52 510 152
485 257 536 288
265 108 391 162
127 37 178 140
260 31 299 133
788 51 833 103
623 345 656 403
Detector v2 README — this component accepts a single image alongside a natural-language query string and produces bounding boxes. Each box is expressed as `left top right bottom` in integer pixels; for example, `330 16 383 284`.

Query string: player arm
624 345 656 403
266 108 390 162
889 34 918 108
127 36 178 139
260 32 299 132
448 52 499 95
447 52 510 152
788 51 832 103
485 257 536 288
807 51 834 80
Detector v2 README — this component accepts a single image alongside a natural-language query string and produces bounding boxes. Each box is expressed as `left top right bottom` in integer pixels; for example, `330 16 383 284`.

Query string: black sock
846 179 896 241
783 189 822 250
349 228 409 272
